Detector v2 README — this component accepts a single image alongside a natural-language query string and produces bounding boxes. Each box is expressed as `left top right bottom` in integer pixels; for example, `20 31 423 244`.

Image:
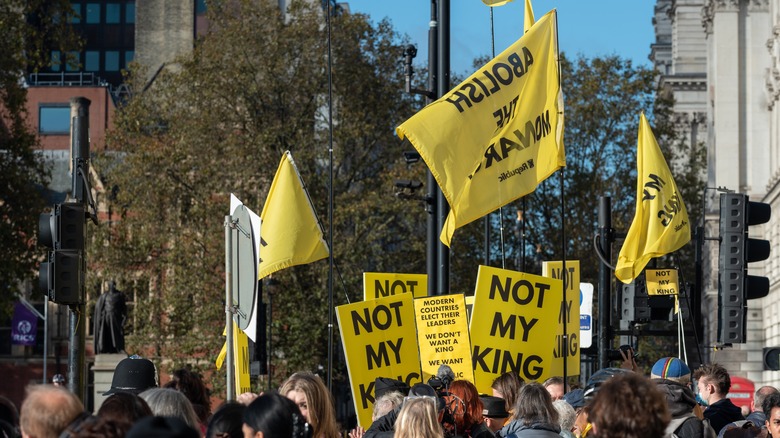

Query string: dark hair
514 383 558 426
762 392 780 419
693 363 731 395
164 368 211 424
60 416 127 438
243 393 311 438
206 402 245 438
97 392 153 427
490 372 524 412
0 396 18 427
588 373 670 438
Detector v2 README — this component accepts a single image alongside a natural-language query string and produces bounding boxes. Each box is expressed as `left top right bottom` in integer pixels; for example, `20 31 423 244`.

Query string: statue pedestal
92 353 126 412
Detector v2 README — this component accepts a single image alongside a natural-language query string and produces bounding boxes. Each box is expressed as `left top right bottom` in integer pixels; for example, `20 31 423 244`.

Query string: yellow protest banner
215 321 251 395
363 272 427 301
336 293 422 428
646 269 679 296
397 10 564 246
414 294 474 384
469 265 562 394
541 261 581 377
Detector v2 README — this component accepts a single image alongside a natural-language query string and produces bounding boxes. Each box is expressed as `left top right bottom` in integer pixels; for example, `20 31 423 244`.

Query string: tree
91 0 423 383
0 0 79 314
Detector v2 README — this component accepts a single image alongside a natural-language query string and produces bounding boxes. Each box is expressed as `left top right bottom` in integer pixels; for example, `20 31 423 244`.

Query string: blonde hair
395 397 443 438
20 384 84 438
279 372 340 438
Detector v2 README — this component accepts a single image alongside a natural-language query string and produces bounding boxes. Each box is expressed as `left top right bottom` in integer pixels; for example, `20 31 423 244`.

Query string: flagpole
326 0 335 391
436 0 450 295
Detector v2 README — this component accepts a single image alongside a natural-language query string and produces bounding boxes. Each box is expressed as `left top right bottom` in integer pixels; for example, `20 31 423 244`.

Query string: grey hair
553 399 576 432
372 392 404 421
139 387 200 431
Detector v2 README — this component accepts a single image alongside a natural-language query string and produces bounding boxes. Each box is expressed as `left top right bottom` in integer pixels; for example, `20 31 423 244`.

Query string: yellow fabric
257 151 329 279
615 113 691 283
524 0 535 33
482 0 514 6
397 10 564 246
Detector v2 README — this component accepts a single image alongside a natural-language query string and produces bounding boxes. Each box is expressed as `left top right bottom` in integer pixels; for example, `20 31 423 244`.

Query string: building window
125 51 135 66
51 51 62 72
39 106 71 134
70 3 81 23
86 3 100 23
126 2 135 24
106 3 120 23
105 51 119 71
85 51 99 71
196 0 207 14
65 51 80 72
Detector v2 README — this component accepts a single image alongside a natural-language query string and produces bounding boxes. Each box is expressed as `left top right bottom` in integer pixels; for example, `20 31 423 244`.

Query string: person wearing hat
104 356 158 396
652 357 716 438
480 396 510 434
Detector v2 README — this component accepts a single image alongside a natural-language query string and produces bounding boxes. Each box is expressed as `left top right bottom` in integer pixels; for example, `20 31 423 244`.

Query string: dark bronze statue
93 281 127 354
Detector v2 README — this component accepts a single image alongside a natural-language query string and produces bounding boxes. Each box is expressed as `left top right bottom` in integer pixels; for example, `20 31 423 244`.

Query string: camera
606 344 637 362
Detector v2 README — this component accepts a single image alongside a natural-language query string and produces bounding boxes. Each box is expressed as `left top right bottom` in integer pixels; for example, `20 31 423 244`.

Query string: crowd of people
4 354 780 438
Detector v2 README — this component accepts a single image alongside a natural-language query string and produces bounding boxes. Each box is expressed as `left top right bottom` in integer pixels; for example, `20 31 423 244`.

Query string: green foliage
0 0 79 314
92 0 423 383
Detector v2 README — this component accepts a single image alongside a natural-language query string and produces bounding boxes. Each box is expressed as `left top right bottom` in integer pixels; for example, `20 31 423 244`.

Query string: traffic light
38 203 86 305
764 347 780 371
718 193 771 343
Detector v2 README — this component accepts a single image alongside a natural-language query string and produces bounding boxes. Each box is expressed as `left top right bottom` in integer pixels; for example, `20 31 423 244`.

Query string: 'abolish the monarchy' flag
615 113 691 284
258 151 329 279
397 10 564 246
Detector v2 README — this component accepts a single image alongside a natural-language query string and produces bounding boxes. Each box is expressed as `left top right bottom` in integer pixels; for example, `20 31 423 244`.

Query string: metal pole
426 0 439 297
68 97 89 401
43 301 48 383
225 215 235 401
436 0 450 296
598 197 613 369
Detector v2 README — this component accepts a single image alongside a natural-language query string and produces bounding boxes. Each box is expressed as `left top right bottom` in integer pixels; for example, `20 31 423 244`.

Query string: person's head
165 368 211 424
97 391 153 428
490 372 524 412
588 373 670 438
242 392 309 438
753 386 779 413
20 384 85 438
513 382 558 426
206 402 245 438
444 380 483 432
763 392 780 437
395 397 443 438
651 357 692 386
104 357 158 396
140 387 200 432
693 363 732 405
278 372 338 438
479 396 509 433
553 399 576 433
542 377 568 401
372 392 404 422
127 416 200 438
60 416 127 438
583 367 633 404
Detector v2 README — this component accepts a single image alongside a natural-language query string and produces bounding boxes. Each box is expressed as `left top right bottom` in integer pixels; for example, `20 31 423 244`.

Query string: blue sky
345 0 657 75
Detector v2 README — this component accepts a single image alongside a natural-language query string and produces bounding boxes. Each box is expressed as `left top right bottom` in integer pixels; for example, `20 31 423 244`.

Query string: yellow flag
615 114 690 283
397 10 564 246
257 151 329 279
524 0 535 33
482 0 514 6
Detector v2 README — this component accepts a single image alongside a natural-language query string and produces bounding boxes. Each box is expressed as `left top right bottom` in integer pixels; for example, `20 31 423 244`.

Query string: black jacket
704 398 744 434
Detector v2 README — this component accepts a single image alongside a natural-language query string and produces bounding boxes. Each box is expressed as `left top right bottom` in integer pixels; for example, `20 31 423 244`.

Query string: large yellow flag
524 0 535 33
482 0 514 6
257 151 329 279
397 10 564 246
615 114 691 283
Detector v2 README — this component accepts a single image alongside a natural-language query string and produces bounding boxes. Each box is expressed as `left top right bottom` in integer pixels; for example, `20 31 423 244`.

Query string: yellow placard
469 265 562 394
363 272 428 301
414 294 474 384
336 294 422 428
646 269 679 296
215 321 251 395
541 261 581 377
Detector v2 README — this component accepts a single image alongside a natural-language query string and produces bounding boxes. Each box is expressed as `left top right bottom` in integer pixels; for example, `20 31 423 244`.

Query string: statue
93 281 127 354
